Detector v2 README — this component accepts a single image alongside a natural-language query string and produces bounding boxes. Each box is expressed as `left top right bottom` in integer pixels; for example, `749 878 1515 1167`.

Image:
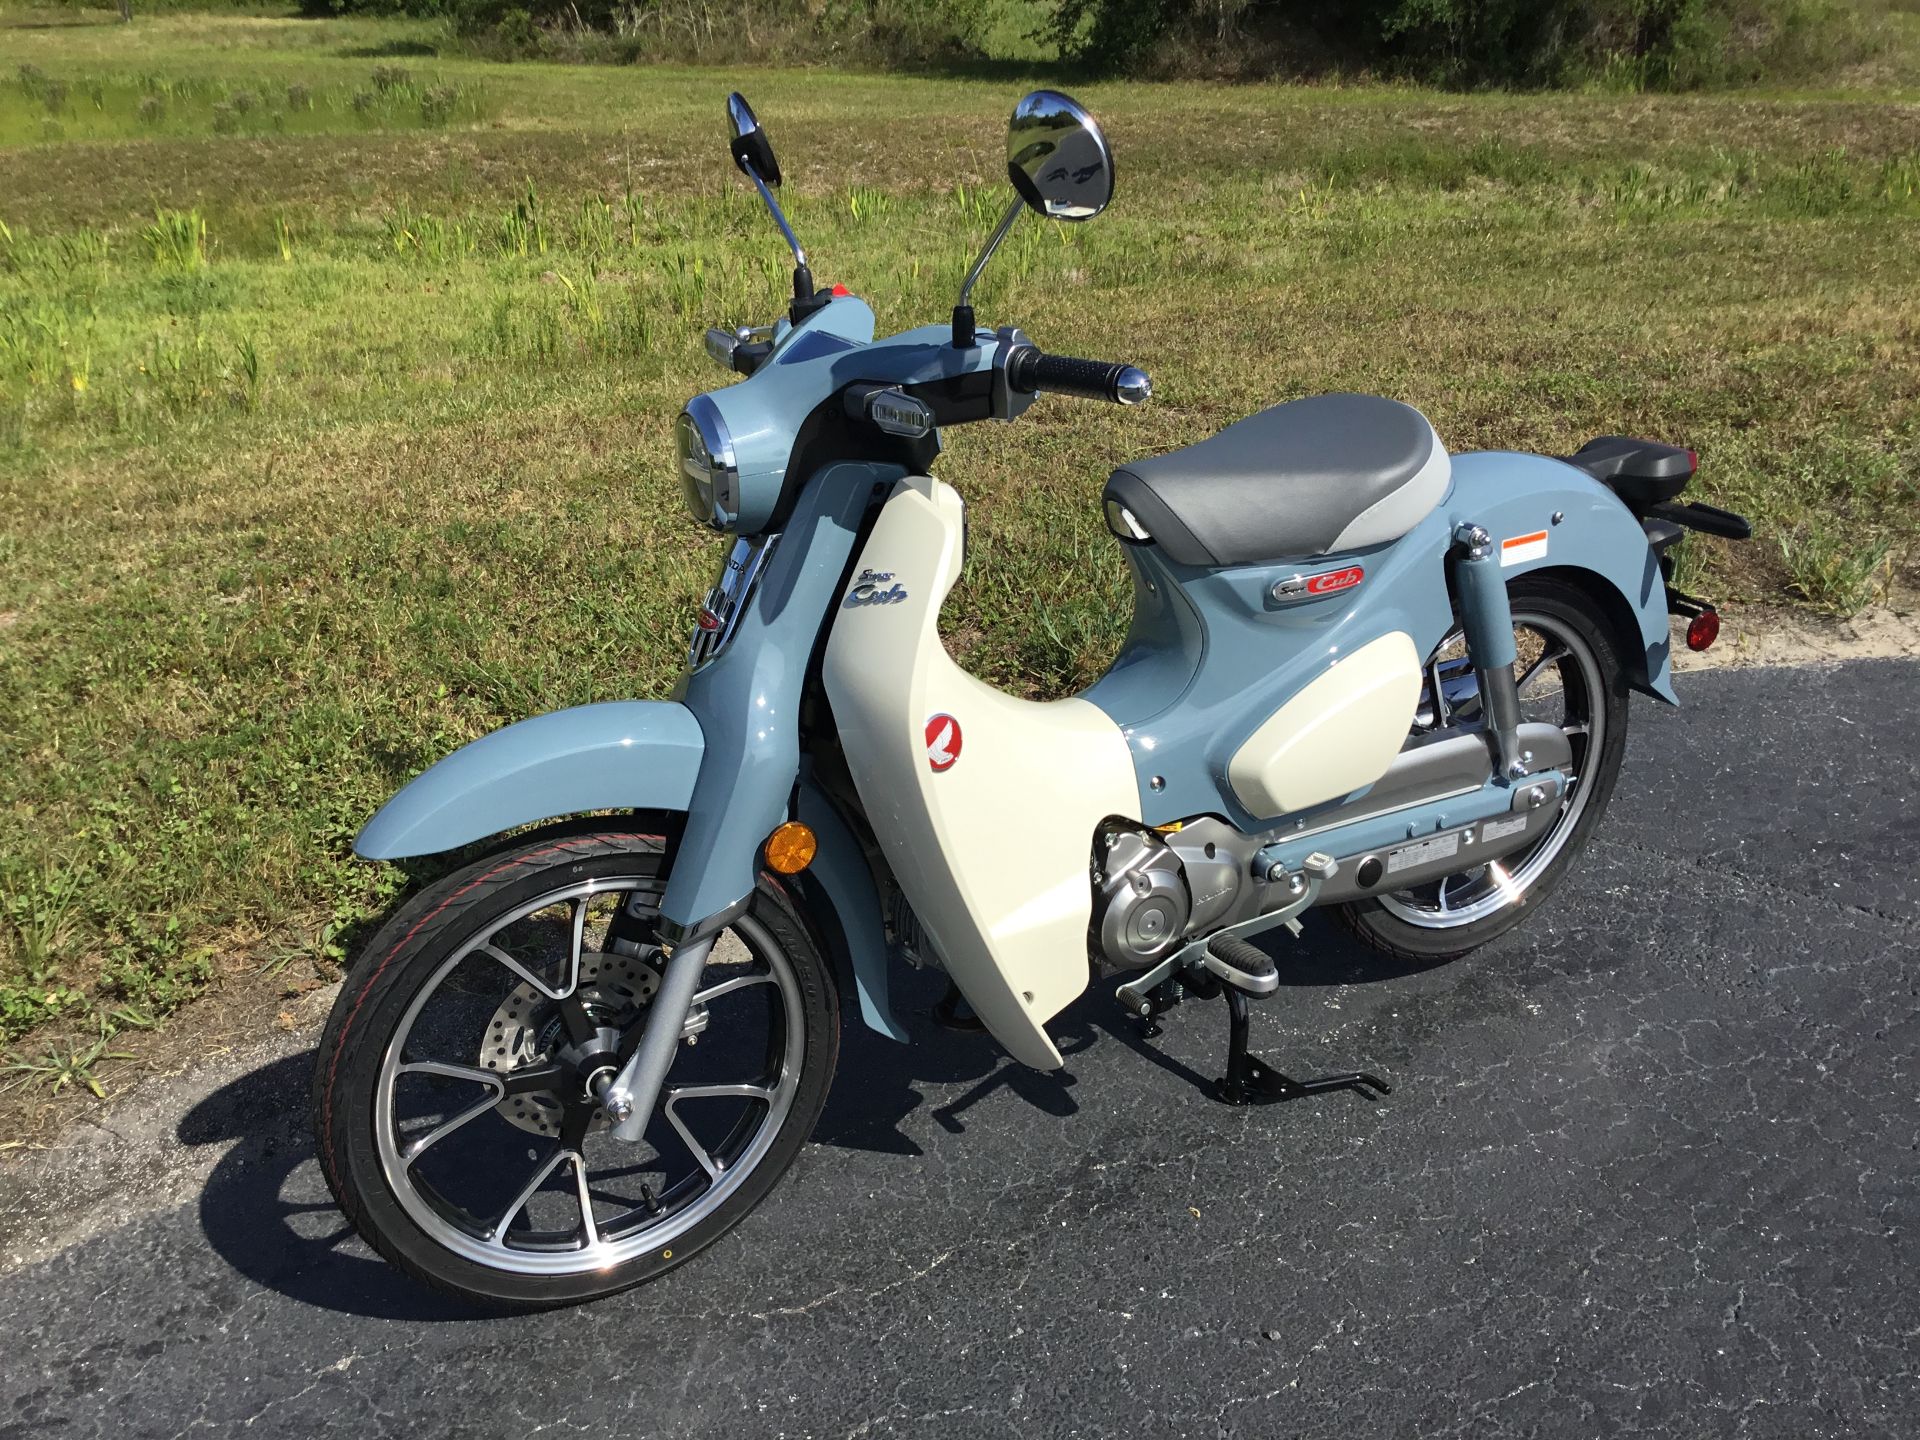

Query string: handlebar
1005 346 1152 406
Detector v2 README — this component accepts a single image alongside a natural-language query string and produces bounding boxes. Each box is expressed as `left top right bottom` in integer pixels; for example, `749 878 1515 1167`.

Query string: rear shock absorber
1452 524 1528 780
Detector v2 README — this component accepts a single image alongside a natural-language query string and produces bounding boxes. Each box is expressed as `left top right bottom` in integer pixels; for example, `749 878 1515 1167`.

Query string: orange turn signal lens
763 822 817 875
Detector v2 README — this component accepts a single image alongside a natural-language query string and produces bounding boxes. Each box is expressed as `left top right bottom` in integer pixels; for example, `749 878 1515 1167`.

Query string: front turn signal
764 821 817 875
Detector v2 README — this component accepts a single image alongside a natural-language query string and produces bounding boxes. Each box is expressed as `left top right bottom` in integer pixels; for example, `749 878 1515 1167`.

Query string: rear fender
1449 451 1678 704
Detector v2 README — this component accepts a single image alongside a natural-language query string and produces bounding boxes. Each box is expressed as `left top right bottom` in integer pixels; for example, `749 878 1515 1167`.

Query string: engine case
1093 828 1189 969
1092 820 1264 971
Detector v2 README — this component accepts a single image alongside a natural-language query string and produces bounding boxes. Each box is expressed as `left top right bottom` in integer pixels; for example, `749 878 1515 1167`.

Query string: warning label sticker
1501 530 1550 567
1482 815 1529 843
1388 831 1461 874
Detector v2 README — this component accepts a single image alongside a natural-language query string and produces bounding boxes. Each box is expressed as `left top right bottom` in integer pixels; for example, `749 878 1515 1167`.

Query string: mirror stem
742 161 808 272
951 194 1025 349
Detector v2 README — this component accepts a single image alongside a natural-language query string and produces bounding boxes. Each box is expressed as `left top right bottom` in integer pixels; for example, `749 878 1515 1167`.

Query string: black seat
1103 393 1451 567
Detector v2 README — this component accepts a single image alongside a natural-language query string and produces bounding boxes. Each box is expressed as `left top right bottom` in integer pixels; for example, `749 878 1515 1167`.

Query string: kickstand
1214 988 1392 1106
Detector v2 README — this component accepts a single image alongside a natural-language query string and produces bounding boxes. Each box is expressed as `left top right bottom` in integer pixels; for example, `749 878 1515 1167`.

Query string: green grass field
2 6 1917 1085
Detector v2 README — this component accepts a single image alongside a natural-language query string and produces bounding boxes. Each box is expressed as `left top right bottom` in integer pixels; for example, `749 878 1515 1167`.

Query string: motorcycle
312 90 1752 1308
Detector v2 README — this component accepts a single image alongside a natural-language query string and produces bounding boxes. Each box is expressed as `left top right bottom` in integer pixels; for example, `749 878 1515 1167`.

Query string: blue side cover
1086 449 1674 828
355 701 705 860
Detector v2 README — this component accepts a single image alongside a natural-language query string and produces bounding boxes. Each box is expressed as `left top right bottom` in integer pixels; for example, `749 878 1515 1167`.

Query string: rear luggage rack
1644 500 1752 541
1559 435 1696 507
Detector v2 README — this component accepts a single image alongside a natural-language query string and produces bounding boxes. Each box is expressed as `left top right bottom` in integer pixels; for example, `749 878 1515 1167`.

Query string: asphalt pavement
3 658 1916 1439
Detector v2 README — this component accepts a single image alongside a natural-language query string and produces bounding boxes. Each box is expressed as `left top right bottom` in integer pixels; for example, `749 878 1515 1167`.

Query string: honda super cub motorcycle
313 91 1751 1308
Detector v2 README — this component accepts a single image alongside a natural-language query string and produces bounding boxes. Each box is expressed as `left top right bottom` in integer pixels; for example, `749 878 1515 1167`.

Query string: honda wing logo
925 714 962 773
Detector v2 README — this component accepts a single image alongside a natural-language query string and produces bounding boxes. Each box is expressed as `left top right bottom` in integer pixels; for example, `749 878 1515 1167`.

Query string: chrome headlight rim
679 393 739 531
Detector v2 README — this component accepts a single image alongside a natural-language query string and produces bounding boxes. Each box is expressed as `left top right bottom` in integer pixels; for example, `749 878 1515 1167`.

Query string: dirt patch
0 976 336 1272
1670 589 1920 673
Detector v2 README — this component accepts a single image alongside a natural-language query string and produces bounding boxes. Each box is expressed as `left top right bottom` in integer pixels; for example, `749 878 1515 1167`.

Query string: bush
302 0 993 68
1042 0 1879 86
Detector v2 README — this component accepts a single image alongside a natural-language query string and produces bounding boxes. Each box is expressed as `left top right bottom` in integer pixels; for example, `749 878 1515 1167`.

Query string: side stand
1214 988 1392 1107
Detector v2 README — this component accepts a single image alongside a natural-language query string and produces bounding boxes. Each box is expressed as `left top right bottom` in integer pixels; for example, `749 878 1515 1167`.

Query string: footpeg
1201 934 1278 997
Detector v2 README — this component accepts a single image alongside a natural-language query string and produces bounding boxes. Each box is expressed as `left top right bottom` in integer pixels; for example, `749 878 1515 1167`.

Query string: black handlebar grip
1007 348 1151 405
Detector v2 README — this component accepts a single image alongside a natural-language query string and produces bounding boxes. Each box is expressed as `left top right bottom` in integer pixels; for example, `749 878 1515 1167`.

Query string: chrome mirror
953 90 1114 347
1006 89 1113 221
727 92 782 188
725 91 816 312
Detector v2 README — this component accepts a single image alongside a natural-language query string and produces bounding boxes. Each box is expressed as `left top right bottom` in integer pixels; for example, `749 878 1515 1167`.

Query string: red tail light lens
1686 610 1720 651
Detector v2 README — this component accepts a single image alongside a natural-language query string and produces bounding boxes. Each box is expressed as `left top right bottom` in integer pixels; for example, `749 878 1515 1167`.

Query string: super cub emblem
844 569 908 607
1270 564 1365 605
925 714 962 773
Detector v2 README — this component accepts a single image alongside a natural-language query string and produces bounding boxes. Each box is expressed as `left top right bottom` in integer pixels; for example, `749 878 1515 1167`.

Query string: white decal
1501 530 1549 567
1388 831 1460 874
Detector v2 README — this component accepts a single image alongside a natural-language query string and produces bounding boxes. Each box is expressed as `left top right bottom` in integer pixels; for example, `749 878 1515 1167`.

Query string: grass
0 6 1917 1080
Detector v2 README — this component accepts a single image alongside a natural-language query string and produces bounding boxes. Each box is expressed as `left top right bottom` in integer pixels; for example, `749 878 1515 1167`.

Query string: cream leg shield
823 476 1138 1070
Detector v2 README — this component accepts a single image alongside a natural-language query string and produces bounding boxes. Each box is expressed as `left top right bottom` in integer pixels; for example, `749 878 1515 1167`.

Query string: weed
499 182 548 257
421 84 459 124
576 196 615 256
1779 527 1894 616
234 334 263 410
140 209 208 269
846 185 893 224
1 863 85 986
137 94 164 126
2 1022 132 1099
370 64 414 92
273 213 295 262
287 82 313 112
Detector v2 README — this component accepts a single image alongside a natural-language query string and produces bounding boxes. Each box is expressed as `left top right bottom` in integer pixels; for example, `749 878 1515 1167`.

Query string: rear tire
1334 576 1631 963
312 828 839 1311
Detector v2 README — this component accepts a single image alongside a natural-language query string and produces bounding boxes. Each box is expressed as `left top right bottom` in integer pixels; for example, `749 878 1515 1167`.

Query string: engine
1091 821 1253 971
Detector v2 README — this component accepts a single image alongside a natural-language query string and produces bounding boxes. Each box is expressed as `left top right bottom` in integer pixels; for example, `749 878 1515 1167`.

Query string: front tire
312 828 839 1310
1334 576 1631 963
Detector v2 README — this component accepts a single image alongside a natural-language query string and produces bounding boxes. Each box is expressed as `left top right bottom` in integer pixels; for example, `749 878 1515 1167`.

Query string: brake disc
481 951 660 1137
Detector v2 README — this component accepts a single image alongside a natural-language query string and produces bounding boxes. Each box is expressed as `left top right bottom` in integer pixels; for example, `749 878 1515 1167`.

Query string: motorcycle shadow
813 914 1444 1150
175 919 1437 1320
178 1049 487 1322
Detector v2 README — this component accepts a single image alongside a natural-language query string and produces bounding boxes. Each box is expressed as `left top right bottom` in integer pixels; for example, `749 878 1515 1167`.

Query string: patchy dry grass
1 7 1917 1076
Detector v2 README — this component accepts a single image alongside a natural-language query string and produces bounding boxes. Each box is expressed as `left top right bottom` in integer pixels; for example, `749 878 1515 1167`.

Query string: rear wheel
312 829 839 1310
1334 576 1631 962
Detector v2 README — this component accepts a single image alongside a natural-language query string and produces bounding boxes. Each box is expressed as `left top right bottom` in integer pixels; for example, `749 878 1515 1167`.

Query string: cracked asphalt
3 658 1916 1439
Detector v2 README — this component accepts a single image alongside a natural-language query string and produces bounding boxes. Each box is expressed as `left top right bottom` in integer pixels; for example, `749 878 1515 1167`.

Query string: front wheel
312 828 840 1310
1334 575 1631 962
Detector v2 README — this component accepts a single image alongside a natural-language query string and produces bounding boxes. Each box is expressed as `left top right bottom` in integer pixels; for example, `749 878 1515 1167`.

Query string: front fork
1451 523 1529 780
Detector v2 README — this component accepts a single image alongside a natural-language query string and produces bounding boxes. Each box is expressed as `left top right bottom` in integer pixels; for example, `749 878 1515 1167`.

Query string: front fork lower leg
1452 522 1527 779
603 934 716 1143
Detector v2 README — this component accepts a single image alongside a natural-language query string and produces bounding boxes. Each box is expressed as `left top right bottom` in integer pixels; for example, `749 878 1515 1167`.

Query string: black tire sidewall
312 829 840 1311
1334 577 1632 962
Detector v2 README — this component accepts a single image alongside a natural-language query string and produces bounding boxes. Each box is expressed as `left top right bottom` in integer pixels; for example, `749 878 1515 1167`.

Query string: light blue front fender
355 700 705 860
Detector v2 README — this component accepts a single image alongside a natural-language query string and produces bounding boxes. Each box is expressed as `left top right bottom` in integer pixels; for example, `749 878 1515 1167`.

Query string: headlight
677 395 738 530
